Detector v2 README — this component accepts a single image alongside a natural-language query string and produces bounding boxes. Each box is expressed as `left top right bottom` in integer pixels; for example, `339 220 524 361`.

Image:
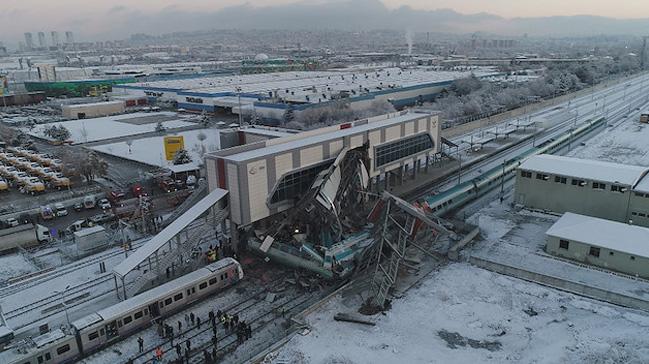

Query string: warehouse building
546 212 649 278
113 68 498 121
61 100 125 119
515 154 649 226
205 111 441 244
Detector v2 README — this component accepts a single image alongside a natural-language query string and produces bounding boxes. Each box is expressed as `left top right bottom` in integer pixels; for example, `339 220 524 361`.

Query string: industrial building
546 212 649 279
515 154 649 227
113 67 498 121
61 100 125 119
205 110 441 242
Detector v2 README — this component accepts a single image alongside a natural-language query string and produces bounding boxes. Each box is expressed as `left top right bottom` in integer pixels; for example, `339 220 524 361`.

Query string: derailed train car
1 258 243 364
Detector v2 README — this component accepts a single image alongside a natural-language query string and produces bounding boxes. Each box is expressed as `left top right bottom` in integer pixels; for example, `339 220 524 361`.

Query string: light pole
236 86 243 126
55 285 71 328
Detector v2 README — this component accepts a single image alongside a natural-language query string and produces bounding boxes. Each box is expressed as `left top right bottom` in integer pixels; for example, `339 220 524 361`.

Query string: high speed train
2 258 243 364
421 116 606 215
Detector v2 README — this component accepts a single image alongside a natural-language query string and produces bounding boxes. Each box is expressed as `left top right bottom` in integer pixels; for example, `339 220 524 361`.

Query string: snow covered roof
221 112 429 163
632 175 649 194
546 212 649 258
519 154 648 186
112 188 228 277
73 225 105 237
71 313 102 331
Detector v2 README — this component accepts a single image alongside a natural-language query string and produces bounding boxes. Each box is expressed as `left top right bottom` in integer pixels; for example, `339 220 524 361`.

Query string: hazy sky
3 0 649 42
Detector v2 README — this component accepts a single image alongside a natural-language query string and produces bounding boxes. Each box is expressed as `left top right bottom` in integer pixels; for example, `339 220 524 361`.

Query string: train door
105 321 118 340
149 302 160 318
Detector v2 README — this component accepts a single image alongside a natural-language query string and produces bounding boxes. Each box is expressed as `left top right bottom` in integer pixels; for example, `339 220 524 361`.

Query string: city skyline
3 0 649 42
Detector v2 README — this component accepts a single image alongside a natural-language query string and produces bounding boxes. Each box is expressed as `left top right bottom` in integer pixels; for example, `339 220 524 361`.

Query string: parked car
89 213 116 224
5 217 19 227
73 202 83 212
83 196 96 209
40 205 55 220
54 203 68 217
98 198 111 210
107 189 126 204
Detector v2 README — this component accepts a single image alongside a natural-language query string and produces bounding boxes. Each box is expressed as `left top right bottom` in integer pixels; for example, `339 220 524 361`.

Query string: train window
117 320 122 328
209 278 218 285
165 298 172 305
192 287 196 294
124 316 133 325
174 293 183 301
56 344 70 355
186 289 191 296
144 309 149 315
89 331 99 341
45 353 51 361
100 329 105 336
199 282 208 290
134 311 143 319
37 356 43 364
224 272 228 279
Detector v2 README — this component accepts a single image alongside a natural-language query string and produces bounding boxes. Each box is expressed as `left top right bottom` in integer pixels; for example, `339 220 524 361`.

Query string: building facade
205 111 441 233
515 154 649 226
546 212 649 278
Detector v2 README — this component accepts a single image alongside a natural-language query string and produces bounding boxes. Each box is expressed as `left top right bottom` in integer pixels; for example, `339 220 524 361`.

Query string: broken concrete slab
334 312 376 326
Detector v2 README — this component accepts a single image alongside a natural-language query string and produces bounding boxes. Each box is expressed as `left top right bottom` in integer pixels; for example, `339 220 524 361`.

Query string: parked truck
0 224 51 253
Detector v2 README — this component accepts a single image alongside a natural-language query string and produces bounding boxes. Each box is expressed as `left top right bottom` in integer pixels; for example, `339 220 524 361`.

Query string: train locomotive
422 117 605 215
2 258 243 364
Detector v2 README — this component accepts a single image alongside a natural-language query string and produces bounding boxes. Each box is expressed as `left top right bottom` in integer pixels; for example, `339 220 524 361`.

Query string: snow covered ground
89 128 220 169
565 120 649 167
0 254 38 282
22 112 196 144
273 263 649 364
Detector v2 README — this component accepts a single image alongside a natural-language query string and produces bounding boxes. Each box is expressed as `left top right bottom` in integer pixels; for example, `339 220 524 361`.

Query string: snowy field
0 254 38 282
273 263 649 364
565 121 649 167
89 128 220 169
23 112 196 144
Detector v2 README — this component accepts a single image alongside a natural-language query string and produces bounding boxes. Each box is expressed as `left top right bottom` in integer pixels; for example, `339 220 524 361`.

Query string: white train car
0 329 80 364
74 257 243 354
1 258 243 364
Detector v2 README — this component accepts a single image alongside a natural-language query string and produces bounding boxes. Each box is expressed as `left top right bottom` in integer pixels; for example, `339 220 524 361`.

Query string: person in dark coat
186 339 191 352
137 337 144 352
190 312 195 326
197 316 201 329
175 343 182 358
178 320 182 332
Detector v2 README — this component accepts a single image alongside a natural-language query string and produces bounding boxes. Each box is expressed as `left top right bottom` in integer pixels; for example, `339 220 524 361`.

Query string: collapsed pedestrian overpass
112 188 229 300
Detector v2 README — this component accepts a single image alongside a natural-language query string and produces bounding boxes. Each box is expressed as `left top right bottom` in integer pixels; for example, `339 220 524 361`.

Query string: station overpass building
205 111 441 243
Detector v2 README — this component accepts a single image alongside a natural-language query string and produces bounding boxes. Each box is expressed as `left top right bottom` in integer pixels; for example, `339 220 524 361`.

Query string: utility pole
641 36 648 70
